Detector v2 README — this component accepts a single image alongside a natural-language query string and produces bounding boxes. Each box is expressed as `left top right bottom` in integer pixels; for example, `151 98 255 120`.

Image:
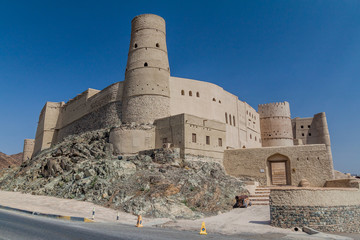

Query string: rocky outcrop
0 129 247 219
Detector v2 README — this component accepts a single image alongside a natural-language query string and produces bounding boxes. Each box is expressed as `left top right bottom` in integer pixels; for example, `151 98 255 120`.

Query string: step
250 195 269 198
251 202 270 205
254 191 270 194
250 198 269 202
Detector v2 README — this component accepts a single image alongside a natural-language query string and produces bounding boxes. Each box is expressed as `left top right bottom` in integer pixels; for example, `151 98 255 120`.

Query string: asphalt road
0 209 258 240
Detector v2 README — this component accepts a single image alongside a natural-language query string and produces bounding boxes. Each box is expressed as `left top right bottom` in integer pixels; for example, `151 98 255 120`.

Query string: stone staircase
249 186 270 205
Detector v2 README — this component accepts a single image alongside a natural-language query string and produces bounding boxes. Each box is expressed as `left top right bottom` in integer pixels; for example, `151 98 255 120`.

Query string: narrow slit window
206 136 210 145
225 113 228 124
181 90 184 95
192 133 196 143
229 114 232 125
189 91 192 96
218 138 222 147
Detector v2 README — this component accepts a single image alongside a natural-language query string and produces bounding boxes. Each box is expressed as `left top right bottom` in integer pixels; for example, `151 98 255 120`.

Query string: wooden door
271 162 287 185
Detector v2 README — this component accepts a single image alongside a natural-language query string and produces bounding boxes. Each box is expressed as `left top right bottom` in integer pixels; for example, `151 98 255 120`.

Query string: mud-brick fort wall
33 82 123 156
292 112 333 167
270 187 360 233
169 77 261 150
223 144 333 187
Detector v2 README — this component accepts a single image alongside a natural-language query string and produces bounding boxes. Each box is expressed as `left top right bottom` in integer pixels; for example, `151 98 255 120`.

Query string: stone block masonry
270 187 360 233
270 205 360 233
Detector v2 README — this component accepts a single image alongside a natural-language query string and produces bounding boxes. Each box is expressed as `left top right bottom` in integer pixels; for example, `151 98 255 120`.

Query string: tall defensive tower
258 101 294 147
122 14 170 124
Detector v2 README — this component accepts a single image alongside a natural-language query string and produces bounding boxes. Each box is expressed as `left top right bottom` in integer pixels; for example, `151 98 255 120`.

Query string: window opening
206 136 210 145
218 138 222 147
189 91 192 96
192 133 196 143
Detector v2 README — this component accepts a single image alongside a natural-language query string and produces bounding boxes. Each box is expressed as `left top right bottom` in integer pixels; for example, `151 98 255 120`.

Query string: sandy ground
0 190 353 239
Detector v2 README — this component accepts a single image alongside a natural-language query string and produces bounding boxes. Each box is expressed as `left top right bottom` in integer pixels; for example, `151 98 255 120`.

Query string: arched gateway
267 153 291 186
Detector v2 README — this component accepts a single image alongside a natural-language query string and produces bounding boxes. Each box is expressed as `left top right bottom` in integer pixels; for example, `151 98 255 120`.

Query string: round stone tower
22 139 35 161
258 101 294 147
122 14 170 124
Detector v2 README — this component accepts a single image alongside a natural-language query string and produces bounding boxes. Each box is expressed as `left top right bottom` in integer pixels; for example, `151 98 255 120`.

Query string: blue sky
0 1 359 174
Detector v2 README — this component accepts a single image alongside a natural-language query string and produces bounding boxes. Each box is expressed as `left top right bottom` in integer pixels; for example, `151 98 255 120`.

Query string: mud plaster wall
223 144 333 187
57 101 122 142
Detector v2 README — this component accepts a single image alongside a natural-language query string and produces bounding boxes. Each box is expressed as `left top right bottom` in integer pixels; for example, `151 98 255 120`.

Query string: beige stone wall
154 114 226 161
270 188 360 206
59 83 122 129
33 83 124 155
33 102 63 156
324 179 360 188
258 101 294 147
169 77 261 150
22 139 35 161
223 144 333 187
292 112 333 169
109 127 155 154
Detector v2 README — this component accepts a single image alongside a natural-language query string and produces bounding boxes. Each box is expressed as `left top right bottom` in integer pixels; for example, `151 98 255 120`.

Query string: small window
196 92 200 97
206 136 210 145
162 138 167 143
218 138 222 147
212 98 216 101
233 116 235 126
219 100 221 103
250 134 252 139
225 113 228 124
189 91 192 96
134 43 138 48
255 136 257 141
156 43 160 47
181 90 184 95
302 133 305 136
301 125 304 128
144 62 148 67
308 133 312 136
192 133 196 143
308 125 311 128
229 114 232 125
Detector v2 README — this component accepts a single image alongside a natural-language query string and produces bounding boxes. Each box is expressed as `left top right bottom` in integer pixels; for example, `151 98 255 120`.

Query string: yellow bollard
136 215 143 227
200 221 207 235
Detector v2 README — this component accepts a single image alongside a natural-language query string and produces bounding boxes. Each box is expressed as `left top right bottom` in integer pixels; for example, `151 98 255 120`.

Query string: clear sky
0 0 359 174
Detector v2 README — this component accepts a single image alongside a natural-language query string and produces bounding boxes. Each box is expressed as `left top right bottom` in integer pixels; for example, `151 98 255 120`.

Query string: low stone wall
270 188 360 233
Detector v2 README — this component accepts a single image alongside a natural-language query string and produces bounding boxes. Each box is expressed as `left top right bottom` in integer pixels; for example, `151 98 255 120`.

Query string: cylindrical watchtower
258 101 294 147
122 14 170 124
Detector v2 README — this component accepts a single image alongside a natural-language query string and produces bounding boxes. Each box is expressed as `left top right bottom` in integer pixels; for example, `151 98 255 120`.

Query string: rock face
0 152 23 169
0 129 247 219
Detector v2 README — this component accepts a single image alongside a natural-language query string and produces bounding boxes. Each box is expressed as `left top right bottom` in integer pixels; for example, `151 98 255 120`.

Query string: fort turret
258 101 294 147
122 14 170 124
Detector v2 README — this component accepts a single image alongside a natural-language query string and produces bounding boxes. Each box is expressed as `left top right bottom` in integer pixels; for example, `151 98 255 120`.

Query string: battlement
258 101 291 118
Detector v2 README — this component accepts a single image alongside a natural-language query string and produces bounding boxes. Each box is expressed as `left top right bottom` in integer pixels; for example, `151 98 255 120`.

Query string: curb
0 204 94 223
